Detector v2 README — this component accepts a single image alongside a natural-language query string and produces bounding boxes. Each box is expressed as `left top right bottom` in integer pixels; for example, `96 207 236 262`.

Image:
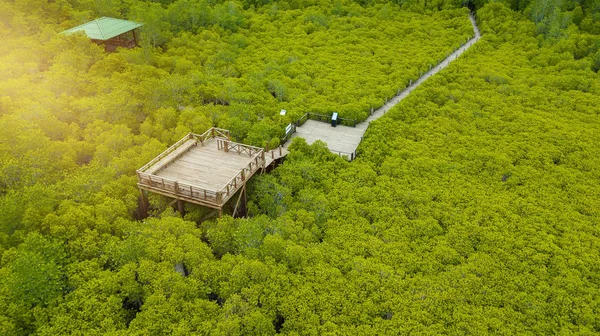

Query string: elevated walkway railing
138 127 265 208
138 127 230 174
294 112 358 128
218 143 265 200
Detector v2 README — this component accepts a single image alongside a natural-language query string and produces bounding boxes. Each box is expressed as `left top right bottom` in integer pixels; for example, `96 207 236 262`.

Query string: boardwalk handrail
191 127 230 145
309 113 331 123
137 171 221 205
216 138 264 157
333 150 356 161
138 127 230 173
295 113 309 127
137 134 194 173
218 150 265 201
339 116 357 127
293 112 357 128
280 124 296 146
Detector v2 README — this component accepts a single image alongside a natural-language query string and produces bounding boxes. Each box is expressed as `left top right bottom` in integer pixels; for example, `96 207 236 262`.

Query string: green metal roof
62 17 142 41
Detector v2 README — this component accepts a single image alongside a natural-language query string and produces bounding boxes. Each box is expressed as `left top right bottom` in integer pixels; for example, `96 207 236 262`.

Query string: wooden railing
138 134 196 173
295 113 310 127
217 138 263 157
293 112 357 128
333 150 356 161
219 151 265 200
137 172 221 205
191 127 230 146
266 146 284 161
280 126 296 146
339 117 358 127
308 113 331 123
139 127 231 174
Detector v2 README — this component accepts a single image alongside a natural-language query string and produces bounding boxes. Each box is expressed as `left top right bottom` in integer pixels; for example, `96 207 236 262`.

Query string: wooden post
177 199 185 217
133 29 138 47
243 184 247 215
224 141 229 152
232 184 246 218
137 188 149 220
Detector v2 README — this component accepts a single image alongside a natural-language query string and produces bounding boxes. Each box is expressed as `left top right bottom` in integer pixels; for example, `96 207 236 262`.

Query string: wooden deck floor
155 139 255 191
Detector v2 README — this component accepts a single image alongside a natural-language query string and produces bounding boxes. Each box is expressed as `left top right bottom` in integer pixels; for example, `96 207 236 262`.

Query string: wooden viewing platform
137 127 286 216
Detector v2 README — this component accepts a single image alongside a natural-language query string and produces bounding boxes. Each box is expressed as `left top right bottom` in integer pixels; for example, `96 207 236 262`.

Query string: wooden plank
145 139 197 174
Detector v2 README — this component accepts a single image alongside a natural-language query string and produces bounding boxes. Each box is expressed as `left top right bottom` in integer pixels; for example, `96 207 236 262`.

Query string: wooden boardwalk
137 128 285 212
285 13 481 160
137 13 480 216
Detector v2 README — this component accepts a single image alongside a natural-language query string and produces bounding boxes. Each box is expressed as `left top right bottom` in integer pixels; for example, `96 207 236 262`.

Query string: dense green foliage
1 0 600 334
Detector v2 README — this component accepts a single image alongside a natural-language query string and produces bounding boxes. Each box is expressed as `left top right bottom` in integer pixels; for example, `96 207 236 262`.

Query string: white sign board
280 109 287 116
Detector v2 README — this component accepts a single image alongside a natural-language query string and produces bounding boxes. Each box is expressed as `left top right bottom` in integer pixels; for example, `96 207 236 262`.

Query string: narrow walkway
285 13 481 160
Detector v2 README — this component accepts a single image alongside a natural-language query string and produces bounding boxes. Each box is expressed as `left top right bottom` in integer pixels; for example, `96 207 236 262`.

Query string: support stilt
177 199 185 217
137 188 149 220
233 184 247 218
243 184 247 213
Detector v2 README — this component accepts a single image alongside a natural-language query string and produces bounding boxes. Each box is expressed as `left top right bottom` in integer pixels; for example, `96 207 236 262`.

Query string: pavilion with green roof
62 17 142 52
